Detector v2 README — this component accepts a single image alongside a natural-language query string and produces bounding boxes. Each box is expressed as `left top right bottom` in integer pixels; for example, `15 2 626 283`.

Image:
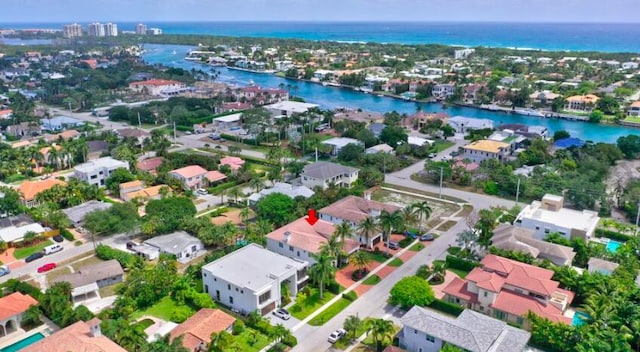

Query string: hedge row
428 298 464 317
95 244 140 269
220 133 257 146
60 228 75 241
207 181 238 194
445 255 480 272
595 228 631 242
342 290 357 302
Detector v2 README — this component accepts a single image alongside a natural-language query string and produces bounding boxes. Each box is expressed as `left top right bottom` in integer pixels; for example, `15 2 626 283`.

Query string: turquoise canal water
0 332 44 352
142 44 640 143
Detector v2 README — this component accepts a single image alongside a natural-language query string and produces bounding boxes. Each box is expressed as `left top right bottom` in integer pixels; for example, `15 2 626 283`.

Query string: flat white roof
517 201 599 233
265 101 319 113
202 244 307 293
214 113 242 123
0 223 45 243
321 137 361 148
407 136 434 147
74 157 128 173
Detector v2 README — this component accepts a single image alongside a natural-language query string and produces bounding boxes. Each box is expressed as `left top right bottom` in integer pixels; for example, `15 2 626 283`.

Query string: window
235 288 238 292
289 246 294 251
544 228 550 234
517 317 524 325
213 278 216 281
203 273 207 277
414 329 417 334
258 291 271 304
479 305 484 311
297 251 300 257
425 334 435 343
483 291 488 297
227 284 231 290
535 226 540 230
229 296 233 304
279 242 283 248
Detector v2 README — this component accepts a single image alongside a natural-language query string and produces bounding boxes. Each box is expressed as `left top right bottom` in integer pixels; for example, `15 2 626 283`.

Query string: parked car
428 153 437 158
272 308 291 320
209 133 221 140
403 231 417 239
328 328 347 343
37 263 57 273
384 241 399 250
52 235 64 243
450 151 461 157
25 252 44 263
196 188 209 195
0 265 10 276
420 233 435 241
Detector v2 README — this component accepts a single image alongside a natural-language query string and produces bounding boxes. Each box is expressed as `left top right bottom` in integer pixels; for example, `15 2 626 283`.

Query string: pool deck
0 318 57 349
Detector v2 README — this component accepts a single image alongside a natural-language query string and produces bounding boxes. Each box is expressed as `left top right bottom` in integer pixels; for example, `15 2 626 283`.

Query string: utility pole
173 121 177 141
439 166 444 199
137 112 141 128
635 201 640 237
515 177 521 204
315 147 318 162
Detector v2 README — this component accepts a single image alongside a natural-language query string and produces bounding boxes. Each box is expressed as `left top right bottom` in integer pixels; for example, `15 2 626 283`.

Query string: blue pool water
571 312 590 327
606 240 623 253
0 332 44 352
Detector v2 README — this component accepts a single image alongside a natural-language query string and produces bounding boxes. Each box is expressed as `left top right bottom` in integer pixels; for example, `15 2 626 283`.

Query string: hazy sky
2 0 639 23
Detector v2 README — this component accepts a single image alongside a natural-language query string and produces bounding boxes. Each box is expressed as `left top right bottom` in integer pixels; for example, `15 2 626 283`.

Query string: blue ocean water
143 44 640 143
3 22 640 52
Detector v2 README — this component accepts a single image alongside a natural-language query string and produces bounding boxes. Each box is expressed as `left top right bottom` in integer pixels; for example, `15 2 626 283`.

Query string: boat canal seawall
142 44 640 143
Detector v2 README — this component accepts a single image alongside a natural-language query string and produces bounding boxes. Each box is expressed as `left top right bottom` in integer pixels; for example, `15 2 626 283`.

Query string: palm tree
343 315 363 340
270 324 289 344
351 250 372 276
431 261 447 282
209 330 234 352
334 220 353 243
240 207 251 224
309 252 336 300
248 178 264 193
378 210 403 255
114 319 147 352
227 187 244 204
412 201 433 234
401 206 418 232
320 234 343 262
366 318 395 352
357 216 378 249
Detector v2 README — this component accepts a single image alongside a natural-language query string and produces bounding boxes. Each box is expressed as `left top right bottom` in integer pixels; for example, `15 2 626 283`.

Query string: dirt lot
371 189 460 228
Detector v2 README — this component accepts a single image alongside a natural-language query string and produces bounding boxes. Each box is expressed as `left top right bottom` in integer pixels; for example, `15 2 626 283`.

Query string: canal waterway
142 44 639 143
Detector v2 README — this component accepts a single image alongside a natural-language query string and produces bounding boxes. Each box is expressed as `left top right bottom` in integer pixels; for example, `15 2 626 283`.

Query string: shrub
342 291 357 302
351 269 369 281
428 298 464 316
326 281 342 295
595 228 631 242
282 334 298 347
232 320 245 335
446 246 462 256
255 320 274 336
60 228 74 241
398 237 413 248
171 306 192 323
95 244 140 269
389 276 435 309
445 255 480 272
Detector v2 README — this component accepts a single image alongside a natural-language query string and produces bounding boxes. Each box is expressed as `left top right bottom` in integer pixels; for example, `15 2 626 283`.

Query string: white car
196 188 208 195
272 308 291 320
328 328 347 343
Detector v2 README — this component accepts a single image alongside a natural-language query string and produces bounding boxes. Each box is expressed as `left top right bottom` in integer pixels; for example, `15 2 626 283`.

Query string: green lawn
363 251 391 263
623 116 640 124
308 297 353 326
362 274 381 286
409 243 424 251
131 296 195 321
431 140 456 153
289 288 336 320
233 328 271 352
14 240 53 259
388 258 403 267
447 268 471 279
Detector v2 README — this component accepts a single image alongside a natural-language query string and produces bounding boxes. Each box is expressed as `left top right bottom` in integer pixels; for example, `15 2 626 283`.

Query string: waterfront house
398 306 531 352
443 254 574 325
201 243 308 315
136 156 165 174
461 140 510 163
448 116 494 133
628 101 640 116
432 84 455 99
0 292 38 338
564 94 599 112
515 194 599 241
169 165 209 190
219 102 252 113
264 101 319 118
529 90 561 106
22 318 127 352
169 308 236 351
403 111 448 130
73 157 130 187
301 161 359 190
129 79 186 96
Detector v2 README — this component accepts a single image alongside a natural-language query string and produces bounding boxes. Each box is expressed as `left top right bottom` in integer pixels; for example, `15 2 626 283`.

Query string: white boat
172 50 177 55
514 108 545 117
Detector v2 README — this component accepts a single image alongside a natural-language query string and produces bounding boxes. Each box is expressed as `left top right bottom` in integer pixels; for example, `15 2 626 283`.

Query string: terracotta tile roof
220 156 245 170
481 254 557 296
631 101 640 108
267 217 360 254
21 320 127 352
318 196 401 224
442 277 478 303
18 178 66 202
169 309 236 351
204 170 227 182
566 94 599 104
123 185 168 201
136 157 164 172
491 290 571 324
170 165 208 179
466 267 505 293
11 140 32 148
0 292 38 321
119 180 143 189
54 130 81 140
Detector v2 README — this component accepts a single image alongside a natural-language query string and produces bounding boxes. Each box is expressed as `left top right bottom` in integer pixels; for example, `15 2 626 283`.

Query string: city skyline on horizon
2 0 639 23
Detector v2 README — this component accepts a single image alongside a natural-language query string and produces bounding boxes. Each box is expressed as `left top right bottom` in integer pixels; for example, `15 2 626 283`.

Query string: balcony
549 291 569 311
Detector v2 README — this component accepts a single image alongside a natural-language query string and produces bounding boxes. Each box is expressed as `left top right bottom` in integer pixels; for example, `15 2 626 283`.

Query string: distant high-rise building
135 24 147 35
146 28 163 35
88 22 106 37
104 23 118 37
63 23 83 38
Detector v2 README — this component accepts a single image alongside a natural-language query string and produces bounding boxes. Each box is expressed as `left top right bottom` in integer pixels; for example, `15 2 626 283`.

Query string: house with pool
0 292 38 338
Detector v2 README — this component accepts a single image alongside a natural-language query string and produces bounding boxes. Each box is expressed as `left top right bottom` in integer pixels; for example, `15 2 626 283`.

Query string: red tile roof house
169 165 209 190
136 156 165 174
219 156 245 172
22 318 126 352
318 195 401 248
0 292 38 337
266 215 360 266
442 254 574 327
169 308 236 351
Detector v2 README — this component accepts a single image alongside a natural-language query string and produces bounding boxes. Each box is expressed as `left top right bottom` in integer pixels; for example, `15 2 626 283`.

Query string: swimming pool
606 240 623 253
571 312 590 327
0 332 45 352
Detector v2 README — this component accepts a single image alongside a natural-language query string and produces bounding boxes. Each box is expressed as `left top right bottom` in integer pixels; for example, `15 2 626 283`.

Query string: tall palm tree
309 252 336 300
401 206 419 232
343 315 363 340
227 187 244 204
357 216 378 249
114 319 147 352
334 220 353 243
378 210 403 255
320 234 343 261
412 201 433 234
248 178 264 193
366 318 395 352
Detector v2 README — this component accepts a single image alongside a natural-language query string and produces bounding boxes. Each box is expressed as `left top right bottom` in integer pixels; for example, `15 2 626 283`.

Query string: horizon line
2 20 640 25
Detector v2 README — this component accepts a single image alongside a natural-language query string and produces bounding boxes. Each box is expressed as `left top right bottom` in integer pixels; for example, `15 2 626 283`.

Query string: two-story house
514 194 599 241
201 244 308 315
301 162 359 190
564 94 599 112
73 157 129 187
399 306 531 352
169 165 209 190
461 140 511 163
266 215 360 266
318 195 400 248
443 254 574 326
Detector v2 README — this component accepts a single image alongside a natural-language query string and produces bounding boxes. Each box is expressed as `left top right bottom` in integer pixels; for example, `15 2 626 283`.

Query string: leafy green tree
597 95 619 115
145 196 196 234
351 250 372 275
0 187 24 216
84 202 139 236
389 276 435 309
343 315 363 339
104 168 136 195
379 125 408 147
255 193 296 227
337 143 365 163
617 135 640 159
553 130 571 141
589 109 604 123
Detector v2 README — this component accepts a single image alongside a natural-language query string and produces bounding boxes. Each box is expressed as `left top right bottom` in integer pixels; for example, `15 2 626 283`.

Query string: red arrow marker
306 209 318 225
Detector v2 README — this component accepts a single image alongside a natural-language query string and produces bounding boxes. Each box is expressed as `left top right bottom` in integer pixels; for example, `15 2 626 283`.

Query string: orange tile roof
21 320 127 352
204 170 227 182
318 196 401 224
137 156 164 172
119 180 143 189
54 130 81 140
169 309 236 351
631 101 640 108
170 165 208 179
18 178 66 202
566 94 599 104
220 156 245 170
11 140 32 149
267 217 360 254
124 185 168 201
0 109 13 115
0 292 38 321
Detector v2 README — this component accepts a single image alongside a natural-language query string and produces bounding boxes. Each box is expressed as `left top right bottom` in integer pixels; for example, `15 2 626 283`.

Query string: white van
44 244 63 255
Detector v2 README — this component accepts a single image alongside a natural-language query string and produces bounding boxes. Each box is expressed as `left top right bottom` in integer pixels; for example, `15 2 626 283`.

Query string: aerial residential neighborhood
0 5 640 352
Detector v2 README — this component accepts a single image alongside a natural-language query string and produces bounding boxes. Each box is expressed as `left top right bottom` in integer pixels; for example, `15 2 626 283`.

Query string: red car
37 263 57 273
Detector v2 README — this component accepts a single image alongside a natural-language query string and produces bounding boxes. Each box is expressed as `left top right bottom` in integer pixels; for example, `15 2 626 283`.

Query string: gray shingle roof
53 259 123 288
401 307 530 352
492 224 576 264
301 161 358 180
144 231 202 255
62 200 113 224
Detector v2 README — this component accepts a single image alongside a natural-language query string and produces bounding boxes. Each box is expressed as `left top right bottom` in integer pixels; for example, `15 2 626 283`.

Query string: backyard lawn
131 296 194 321
289 288 336 320
14 240 53 259
234 328 271 351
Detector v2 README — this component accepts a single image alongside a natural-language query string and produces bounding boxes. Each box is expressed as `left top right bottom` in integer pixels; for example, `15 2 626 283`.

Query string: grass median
308 297 353 326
